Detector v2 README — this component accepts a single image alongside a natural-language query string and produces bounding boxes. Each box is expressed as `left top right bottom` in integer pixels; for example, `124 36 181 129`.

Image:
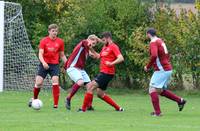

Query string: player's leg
66 79 84 110
66 68 84 100
67 69 90 100
160 89 186 111
81 70 94 110
87 95 94 111
95 73 123 111
159 71 186 111
33 76 44 99
79 73 105 112
28 63 47 107
67 80 84 101
149 71 165 116
79 80 96 112
149 87 162 116
49 64 60 108
65 67 85 110
51 76 60 108
96 88 123 111
28 76 44 107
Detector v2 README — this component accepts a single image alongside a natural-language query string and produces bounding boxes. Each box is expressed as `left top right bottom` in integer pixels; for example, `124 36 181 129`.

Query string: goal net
0 2 51 91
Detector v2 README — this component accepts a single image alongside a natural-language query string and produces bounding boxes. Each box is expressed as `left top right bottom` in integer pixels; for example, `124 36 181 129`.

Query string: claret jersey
146 37 172 71
64 40 89 69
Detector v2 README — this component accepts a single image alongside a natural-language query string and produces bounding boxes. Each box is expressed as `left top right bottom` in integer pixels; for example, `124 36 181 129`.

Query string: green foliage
127 26 151 88
130 3 200 89
152 7 200 89
7 0 200 89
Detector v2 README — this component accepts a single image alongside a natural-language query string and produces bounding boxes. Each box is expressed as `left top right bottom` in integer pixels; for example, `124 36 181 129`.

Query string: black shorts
37 63 60 79
94 72 114 90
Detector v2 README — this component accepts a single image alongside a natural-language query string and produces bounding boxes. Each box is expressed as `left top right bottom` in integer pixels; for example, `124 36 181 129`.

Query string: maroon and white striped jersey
64 40 89 70
146 37 172 71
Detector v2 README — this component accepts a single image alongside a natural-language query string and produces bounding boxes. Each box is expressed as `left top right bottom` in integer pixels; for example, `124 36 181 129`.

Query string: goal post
1 2 50 91
0 1 4 92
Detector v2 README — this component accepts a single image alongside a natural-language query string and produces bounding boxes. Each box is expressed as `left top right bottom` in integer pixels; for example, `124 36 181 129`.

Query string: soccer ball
31 99 43 110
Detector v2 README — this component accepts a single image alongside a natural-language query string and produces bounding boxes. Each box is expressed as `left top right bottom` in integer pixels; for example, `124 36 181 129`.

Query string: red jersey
64 40 89 69
100 43 122 74
146 37 172 71
39 36 64 64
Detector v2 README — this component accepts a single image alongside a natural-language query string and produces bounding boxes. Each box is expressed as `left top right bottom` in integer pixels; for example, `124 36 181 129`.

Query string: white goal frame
0 2 51 92
0 1 4 92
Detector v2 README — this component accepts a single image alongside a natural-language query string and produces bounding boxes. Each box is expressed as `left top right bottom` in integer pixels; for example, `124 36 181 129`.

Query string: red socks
52 84 60 107
67 83 81 101
82 93 120 111
102 95 120 110
150 92 161 115
87 95 93 108
33 87 40 99
82 92 93 112
160 90 182 103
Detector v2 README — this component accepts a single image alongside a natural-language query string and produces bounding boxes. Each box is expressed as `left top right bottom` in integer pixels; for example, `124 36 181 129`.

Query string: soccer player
64 34 99 110
28 24 67 108
79 32 124 112
145 28 186 116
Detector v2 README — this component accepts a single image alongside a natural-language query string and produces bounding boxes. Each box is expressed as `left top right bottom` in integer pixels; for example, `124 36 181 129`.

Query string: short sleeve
82 40 88 48
39 39 45 49
112 44 121 57
59 39 65 51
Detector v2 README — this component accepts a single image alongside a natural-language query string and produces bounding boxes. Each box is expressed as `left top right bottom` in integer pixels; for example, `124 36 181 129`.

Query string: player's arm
106 54 124 67
97 38 104 44
38 49 49 69
106 45 124 66
112 54 124 65
59 51 67 74
60 51 67 63
145 44 158 71
59 40 67 64
89 48 100 59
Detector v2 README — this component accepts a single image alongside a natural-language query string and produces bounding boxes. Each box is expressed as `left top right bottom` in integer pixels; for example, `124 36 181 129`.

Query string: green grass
0 89 200 131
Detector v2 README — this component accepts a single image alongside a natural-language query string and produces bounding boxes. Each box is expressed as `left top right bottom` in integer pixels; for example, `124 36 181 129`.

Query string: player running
64 35 99 110
78 32 124 112
145 28 186 116
28 24 67 108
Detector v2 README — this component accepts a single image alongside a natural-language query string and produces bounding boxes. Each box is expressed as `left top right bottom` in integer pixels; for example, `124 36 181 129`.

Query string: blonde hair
48 24 58 31
88 34 98 40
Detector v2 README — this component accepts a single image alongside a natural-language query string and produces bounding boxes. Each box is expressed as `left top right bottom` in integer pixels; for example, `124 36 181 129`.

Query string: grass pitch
0 89 200 131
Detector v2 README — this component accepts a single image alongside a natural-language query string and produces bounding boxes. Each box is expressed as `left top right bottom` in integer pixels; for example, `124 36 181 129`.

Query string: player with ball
28 24 67 109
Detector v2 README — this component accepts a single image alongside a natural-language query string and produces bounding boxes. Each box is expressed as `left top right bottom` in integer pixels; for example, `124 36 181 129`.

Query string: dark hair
147 28 156 36
102 32 112 38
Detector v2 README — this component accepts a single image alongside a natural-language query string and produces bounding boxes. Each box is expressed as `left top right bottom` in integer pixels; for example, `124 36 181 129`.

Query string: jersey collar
150 36 159 43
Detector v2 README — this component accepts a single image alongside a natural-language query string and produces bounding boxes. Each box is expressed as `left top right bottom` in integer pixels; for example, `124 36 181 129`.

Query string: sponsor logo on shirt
55 42 59 47
101 47 110 56
47 47 55 52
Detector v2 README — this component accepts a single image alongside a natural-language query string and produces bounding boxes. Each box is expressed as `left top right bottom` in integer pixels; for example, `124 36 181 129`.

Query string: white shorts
149 70 172 89
66 67 91 83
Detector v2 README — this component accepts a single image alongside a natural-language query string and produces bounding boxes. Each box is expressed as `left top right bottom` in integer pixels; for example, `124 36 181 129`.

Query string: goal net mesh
3 2 51 90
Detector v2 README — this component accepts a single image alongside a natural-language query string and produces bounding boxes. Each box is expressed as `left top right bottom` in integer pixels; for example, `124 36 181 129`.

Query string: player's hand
61 67 66 74
97 38 103 43
89 53 95 58
144 66 148 72
105 61 113 67
42 62 49 70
